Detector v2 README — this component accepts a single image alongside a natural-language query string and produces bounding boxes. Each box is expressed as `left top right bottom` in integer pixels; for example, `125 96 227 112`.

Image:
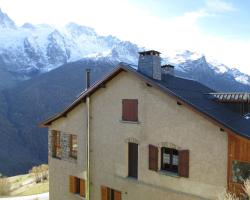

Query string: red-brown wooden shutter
122 99 138 121
114 190 122 200
101 186 108 200
149 145 158 171
178 150 189 178
80 179 86 197
51 131 56 157
69 176 76 193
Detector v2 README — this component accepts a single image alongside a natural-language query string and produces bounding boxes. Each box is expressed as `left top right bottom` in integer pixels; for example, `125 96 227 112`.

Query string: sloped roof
41 62 250 140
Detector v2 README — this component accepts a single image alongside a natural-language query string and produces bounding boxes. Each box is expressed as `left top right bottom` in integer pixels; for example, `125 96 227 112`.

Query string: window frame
101 186 121 200
69 134 77 159
75 177 80 194
128 142 138 179
108 188 115 200
52 131 61 159
232 160 250 183
160 147 179 174
69 176 85 197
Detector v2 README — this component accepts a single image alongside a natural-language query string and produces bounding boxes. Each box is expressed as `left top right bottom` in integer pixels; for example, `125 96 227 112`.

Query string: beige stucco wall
48 71 228 200
48 103 87 200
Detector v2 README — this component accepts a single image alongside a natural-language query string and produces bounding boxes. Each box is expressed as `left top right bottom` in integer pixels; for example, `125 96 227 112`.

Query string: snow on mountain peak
65 22 97 38
22 23 36 30
0 8 16 29
0 10 140 76
163 50 203 64
0 8 249 88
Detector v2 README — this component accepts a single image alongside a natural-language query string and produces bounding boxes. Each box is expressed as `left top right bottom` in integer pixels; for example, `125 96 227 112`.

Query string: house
41 50 250 200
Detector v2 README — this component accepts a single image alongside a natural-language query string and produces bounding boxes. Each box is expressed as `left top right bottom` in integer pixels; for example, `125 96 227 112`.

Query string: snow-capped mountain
0 9 139 78
0 8 16 29
0 8 250 90
164 50 250 89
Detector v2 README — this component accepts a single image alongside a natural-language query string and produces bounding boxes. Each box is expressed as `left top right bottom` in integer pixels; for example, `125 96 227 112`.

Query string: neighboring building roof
209 92 250 103
41 62 250 140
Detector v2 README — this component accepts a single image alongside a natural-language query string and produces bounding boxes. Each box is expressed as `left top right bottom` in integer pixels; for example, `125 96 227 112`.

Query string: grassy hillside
0 166 49 196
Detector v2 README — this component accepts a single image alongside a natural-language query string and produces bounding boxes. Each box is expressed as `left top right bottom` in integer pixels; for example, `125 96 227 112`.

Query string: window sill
74 194 86 200
120 120 140 124
50 156 77 164
51 156 61 160
158 170 179 178
125 176 139 183
127 176 138 180
69 156 77 160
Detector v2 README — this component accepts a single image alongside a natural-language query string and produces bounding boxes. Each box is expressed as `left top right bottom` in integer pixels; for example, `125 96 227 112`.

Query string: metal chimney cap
161 64 175 68
138 50 161 56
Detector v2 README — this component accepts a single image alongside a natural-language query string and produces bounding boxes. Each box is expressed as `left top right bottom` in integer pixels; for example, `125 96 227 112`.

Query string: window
69 176 85 197
122 99 138 122
75 177 80 194
108 188 115 200
161 147 179 174
232 160 250 183
101 186 121 200
69 135 77 159
52 131 61 158
128 142 138 179
148 145 189 178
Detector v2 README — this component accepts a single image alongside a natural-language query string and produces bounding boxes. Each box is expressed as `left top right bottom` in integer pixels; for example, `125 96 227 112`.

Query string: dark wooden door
128 143 138 178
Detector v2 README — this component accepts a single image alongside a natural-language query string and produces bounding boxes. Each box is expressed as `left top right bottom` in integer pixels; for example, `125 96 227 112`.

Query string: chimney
162 64 175 76
138 50 161 80
85 69 91 90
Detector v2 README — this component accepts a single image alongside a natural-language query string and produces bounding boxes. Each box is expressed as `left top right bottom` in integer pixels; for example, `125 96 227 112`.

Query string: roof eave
40 66 124 127
39 62 250 140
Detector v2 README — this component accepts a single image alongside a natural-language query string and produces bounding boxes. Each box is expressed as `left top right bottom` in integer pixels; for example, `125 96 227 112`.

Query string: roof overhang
40 66 124 127
40 62 250 140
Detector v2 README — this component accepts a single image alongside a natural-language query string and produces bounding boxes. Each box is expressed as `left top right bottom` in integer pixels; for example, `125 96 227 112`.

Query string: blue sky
132 0 250 39
0 0 250 74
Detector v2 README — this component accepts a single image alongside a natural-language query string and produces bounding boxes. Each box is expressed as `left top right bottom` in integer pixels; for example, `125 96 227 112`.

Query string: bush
218 191 240 200
0 177 11 196
243 179 250 198
40 164 49 181
217 179 250 200
29 164 49 183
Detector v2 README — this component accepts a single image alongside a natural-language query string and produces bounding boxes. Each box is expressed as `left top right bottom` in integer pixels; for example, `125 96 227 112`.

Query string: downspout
86 69 91 200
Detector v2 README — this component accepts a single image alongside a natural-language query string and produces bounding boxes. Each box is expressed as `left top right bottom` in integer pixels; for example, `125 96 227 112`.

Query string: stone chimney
138 50 161 80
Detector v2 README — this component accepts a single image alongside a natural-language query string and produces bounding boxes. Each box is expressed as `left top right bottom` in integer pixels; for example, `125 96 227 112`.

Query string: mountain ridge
0 8 250 89
0 9 139 79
